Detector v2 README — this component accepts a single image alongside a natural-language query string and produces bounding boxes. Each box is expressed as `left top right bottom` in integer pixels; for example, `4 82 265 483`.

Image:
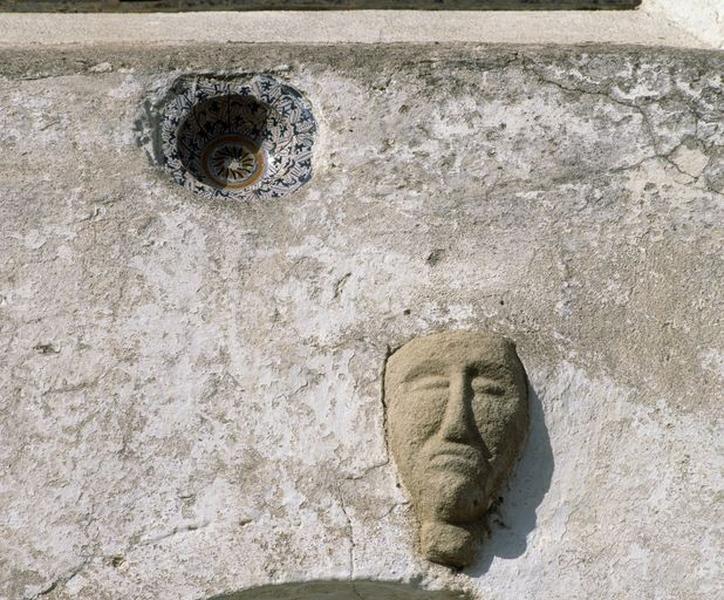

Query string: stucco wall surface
0 44 722 600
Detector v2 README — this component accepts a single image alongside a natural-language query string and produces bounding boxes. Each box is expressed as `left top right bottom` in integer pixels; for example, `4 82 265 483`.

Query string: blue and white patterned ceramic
160 75 317 200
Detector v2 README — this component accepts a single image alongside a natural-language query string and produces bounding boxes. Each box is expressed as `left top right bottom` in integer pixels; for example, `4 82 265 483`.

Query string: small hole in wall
177 95 271 192
159 75 316 201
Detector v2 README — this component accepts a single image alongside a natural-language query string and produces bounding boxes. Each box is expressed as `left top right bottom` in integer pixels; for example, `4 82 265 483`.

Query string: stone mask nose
438 371 479 447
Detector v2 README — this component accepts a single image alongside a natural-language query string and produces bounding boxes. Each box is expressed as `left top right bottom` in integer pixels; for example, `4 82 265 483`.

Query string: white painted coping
0 3 720 49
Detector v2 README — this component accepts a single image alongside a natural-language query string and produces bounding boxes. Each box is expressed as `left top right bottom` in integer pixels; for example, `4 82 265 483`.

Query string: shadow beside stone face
207 580 473 600
468 388 554 576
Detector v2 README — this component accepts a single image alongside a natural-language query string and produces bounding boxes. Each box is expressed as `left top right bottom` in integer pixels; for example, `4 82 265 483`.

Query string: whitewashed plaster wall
643 0 724 49
0 43 722 600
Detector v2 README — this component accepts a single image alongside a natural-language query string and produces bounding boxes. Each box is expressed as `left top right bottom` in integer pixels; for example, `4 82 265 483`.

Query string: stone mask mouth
427 444 486 469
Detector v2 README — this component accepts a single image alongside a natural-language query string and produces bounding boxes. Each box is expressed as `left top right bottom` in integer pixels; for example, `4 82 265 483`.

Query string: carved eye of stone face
471 378 506 396
393 380 447 443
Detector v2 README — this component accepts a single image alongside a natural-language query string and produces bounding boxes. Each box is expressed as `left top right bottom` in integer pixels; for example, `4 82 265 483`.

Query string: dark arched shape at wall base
206 580 473 600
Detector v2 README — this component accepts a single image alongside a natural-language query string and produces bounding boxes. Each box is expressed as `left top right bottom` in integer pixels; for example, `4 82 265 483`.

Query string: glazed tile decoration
160 75 317 200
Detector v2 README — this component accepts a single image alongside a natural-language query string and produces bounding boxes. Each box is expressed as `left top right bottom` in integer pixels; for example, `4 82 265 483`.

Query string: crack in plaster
27 518 219 598
30 561 87 600
344 459 391 481
139 519 211 545
519 57 722 195
333 272 352 301
337 488 356 579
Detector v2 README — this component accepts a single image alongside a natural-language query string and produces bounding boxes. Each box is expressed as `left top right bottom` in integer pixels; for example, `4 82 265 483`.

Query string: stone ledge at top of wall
0 7 716 49
0 0 643 12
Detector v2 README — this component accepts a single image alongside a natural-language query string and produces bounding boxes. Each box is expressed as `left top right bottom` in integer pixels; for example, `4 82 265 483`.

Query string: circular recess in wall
160 75 316 200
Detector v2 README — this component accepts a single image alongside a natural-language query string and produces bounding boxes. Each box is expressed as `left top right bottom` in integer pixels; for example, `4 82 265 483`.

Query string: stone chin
411 469 490 568
414 467 490 523
420 520 477 568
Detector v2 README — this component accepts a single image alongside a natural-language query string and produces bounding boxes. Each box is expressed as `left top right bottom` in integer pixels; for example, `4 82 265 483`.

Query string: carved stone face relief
385 331 529 568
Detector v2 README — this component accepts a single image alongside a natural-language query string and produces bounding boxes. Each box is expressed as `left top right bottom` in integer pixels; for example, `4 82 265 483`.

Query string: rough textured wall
0 44 721 600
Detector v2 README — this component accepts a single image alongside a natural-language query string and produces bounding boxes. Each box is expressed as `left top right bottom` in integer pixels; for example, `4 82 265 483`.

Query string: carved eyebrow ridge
466 360 512 379
399 360 447 383
407 375 449 391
